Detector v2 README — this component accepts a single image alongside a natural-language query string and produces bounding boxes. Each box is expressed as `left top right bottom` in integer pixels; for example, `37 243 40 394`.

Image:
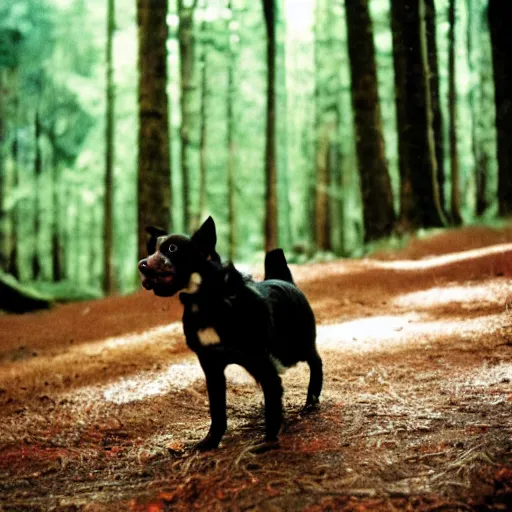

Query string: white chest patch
197 327 221 346
182 272 202 294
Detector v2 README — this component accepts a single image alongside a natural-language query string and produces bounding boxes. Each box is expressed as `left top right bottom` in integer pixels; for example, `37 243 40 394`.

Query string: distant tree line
0 0 510 298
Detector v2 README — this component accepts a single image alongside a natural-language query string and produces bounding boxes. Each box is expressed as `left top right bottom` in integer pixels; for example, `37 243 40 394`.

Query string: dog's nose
138 259 149 274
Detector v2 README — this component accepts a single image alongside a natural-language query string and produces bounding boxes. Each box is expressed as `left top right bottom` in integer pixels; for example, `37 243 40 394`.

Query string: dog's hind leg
195 359 228 451
244 357 284 442
305 350 323 408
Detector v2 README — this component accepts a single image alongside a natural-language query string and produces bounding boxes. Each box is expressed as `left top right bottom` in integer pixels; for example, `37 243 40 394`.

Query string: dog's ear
145 226 167 255
191 216 219 261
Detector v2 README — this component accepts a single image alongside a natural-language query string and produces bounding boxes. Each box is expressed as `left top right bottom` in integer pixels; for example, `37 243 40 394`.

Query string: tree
33 102 43 279
198 19 208 227
262 0 278 252
345 0 395 242
424 0 446 214
488 0 512 216
390 0 446 230
448 0 461 224
137 0 172 260
227 0 237 261
0 49 19 274
178 0 199 233
103 0 115 294
276 0 292 253
314 0 336 251
472 0 495 215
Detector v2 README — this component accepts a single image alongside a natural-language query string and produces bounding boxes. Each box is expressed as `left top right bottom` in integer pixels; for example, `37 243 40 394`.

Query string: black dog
138 217 322 450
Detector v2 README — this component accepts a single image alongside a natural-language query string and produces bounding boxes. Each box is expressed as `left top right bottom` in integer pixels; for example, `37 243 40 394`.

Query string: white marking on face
270 355 287 374
197 327 221 346
182 272 202 294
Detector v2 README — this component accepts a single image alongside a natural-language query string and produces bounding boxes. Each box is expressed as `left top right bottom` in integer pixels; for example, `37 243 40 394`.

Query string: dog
138 217 322 450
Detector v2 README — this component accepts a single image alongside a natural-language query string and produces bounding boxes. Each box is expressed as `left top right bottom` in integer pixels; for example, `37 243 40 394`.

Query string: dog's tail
264 249 294 284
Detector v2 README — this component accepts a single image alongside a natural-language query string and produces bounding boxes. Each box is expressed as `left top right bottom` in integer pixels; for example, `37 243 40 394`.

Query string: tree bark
345 0 395 242
262 0 278 252
103 0 115 294
32 106 43 279
488 0 512 217
448 0 462 224
178 0 198 233
137 0 172 260
199 21 207 226
424 0 446 215
0 69 16 273
276 0 292 252
227 0 236 261
475 1 494 215
314 0 337 251
390 0 446 230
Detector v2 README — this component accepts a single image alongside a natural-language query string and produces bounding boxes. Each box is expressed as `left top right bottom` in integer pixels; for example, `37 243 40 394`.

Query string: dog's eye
168 244 178 253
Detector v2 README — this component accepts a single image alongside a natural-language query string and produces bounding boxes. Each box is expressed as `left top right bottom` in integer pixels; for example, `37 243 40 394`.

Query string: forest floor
1 225 512 511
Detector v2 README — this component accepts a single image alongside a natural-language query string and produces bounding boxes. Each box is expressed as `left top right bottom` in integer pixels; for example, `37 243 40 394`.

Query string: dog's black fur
138 217 322 450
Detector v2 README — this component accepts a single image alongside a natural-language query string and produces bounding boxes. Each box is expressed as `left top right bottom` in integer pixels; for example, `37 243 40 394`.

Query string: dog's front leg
245 357 284 442
195 358 227 451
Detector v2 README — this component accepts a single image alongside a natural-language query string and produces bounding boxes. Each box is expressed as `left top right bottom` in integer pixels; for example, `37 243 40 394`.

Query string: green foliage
0 0 502 299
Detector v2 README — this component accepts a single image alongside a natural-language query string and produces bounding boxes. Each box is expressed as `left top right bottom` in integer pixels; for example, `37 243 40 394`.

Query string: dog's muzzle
138 258 176 292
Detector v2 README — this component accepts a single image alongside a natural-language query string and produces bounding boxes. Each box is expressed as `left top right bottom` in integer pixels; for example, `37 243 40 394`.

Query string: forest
0 0 510 300
1 1 512 510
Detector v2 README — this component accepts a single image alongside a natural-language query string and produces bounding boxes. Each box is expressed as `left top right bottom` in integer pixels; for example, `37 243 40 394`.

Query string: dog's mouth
140 270 176 291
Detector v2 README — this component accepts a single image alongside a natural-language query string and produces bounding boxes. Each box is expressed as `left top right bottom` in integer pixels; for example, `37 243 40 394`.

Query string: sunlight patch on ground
78 322 183 356
102 363 204 404
79 360 255 405
374 243 512 271
393 284 503 309
317 313 497 353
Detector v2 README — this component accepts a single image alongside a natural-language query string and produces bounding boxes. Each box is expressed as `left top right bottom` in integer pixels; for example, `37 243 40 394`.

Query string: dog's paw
194 436 220 452
301 399 320 415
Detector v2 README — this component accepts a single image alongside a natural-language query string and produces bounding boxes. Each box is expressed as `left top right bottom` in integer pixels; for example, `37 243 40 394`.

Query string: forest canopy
0 0 509 298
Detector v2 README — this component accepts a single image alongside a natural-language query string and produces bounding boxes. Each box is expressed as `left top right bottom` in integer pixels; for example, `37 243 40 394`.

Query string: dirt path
1 227 511 511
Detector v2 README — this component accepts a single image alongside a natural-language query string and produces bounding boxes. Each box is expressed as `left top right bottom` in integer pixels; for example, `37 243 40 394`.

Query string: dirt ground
1 225 511 511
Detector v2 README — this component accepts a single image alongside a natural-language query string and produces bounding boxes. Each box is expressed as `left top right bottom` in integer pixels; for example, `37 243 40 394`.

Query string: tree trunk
178 0 198 233
488 0 512 217
345 0 395 242
276 0 291 252
475 1 495 215
227 0 236 261
137 0 172 260
103 0 115 294
262 0 278 252
448 0 462 224
33 106 43 279
390 0 446 230
199 37 207 225
51 155 63 281
424 0 446 215
314 0 339 252
0 69 16 273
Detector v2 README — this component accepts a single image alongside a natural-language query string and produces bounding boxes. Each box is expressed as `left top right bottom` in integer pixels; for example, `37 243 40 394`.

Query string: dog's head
138 216 220 297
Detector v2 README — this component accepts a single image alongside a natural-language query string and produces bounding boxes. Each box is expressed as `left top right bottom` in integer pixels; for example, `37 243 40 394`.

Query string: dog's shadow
183 401 323 456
